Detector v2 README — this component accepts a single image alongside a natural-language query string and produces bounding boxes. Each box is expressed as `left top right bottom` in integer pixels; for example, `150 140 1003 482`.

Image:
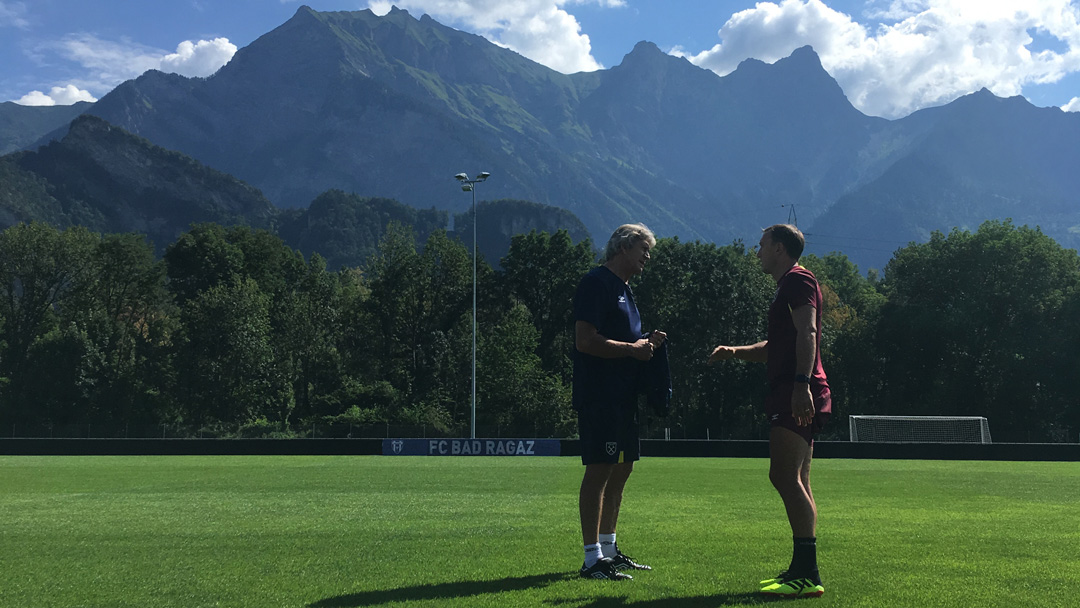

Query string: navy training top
572 265 642 411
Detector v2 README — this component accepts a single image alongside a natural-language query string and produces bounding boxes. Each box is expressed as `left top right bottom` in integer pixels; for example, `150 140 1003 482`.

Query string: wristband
794 374 811 384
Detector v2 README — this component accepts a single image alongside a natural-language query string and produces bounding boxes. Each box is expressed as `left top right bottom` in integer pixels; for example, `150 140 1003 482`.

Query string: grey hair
603 223 656 263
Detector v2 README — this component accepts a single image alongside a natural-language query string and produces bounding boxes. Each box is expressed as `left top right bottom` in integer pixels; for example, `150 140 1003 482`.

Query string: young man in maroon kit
709 223 831 598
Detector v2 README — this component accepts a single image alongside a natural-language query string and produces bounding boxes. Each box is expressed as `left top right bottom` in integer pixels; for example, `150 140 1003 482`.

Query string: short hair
603 223 656 263
763 224 805 259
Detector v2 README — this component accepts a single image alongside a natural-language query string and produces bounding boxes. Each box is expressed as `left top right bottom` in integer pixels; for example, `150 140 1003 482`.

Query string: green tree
175 278 292 432
331 267 404 426
273 254 345 425
351 224 477 432
166 224 325 435
1055 285 1080 439
478 303 574 437
20 321 102 434
163 223 245 305
635 238 774 439
0 223 97 362
0 228 175 435
164 224 307 305
499 229 595 383
0 223 97 429
412 230 474 431
800 253 883 319
66 233 176 432
800 253 886 436
226 226 307 298
874 220 1080 441
277 190 447 271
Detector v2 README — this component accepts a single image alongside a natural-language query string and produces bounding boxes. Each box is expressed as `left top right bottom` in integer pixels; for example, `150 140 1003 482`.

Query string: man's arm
791 304 817 377
708 341 768 364
790 304 818 426
576 321 654 361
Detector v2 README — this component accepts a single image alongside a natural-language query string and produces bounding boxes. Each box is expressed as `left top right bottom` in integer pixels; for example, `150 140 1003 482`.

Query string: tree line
0 219 1076 442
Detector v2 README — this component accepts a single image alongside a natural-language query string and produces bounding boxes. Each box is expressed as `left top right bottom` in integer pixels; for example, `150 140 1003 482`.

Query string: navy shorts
578 402 640 465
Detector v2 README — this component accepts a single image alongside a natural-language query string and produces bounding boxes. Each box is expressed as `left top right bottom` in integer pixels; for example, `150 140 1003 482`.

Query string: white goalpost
848 415 992 444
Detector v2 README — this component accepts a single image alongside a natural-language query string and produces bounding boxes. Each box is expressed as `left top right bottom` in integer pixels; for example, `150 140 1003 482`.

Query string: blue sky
2 0 1078 118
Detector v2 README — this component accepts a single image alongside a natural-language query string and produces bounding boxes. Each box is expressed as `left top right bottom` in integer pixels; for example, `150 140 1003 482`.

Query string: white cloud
367 1 393 16
54 34 237 81
363 0 615 73
0 1 29 29
16 85 97 106
14 34 237 105
160 38 237 78
678 0 868 75
1063 96 1080 110
51 34 164 87
865 0 931 21
564 0 624 6
14 91 56 106
682 0 1080 119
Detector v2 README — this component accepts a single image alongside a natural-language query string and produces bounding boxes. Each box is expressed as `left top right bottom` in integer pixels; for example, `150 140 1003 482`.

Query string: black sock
791 537 819 581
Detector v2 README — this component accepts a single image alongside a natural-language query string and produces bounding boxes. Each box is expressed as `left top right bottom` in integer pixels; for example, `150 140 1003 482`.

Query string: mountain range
0 101 90 155
1 113 585 269
6 5 1080 271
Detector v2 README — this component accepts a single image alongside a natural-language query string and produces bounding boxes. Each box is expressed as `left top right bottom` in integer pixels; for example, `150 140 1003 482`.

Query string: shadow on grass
547 592 786 607
308 572 574 607
310 574 795 608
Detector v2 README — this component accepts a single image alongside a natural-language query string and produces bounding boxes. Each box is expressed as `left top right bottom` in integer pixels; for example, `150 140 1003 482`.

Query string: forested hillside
0 116 590 270
0 114 276 250
0 101 89 155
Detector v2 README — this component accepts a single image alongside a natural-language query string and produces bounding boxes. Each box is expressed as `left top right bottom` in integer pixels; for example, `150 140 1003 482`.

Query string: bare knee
768 467 784 490
769 466 802 494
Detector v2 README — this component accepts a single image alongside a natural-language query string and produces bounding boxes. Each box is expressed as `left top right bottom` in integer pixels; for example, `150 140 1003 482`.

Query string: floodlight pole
454 172 490 439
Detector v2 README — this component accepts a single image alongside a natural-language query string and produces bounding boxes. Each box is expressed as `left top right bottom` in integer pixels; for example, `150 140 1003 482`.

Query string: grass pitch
0 455 1076 607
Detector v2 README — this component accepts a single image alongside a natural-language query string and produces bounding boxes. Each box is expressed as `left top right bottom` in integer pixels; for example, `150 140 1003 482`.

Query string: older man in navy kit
573 223 666 581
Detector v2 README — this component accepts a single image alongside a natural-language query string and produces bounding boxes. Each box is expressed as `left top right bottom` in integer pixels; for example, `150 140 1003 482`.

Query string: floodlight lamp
462 184 473 192
477 172 490 180
454 173 469 181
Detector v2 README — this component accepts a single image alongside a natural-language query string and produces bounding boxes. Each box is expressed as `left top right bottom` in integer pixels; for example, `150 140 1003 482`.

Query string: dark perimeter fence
2 420 737 441
1 437 1077 461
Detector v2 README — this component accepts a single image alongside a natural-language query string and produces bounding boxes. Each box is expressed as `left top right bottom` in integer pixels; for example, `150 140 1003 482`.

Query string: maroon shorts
766 382 831 445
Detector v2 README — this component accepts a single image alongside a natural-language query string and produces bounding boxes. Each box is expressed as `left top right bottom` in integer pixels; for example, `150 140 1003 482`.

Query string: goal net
848 415 992 443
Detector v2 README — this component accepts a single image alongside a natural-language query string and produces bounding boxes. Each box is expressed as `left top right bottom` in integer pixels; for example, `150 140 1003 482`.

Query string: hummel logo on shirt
618 295 626 303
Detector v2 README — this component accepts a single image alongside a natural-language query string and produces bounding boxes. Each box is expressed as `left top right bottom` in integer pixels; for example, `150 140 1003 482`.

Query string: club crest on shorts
605 442 618 456
392 440 404 454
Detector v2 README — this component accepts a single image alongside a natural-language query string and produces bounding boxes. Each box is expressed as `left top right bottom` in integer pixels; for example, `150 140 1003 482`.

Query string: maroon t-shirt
765 264 831 415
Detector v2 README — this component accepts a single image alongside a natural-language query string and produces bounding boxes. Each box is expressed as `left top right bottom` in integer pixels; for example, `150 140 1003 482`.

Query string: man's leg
801 443 815 520
768 426 815 537
597 461 651 571
580 463 615 546
761 426 823 597
598 461 632 535
578 463 632 580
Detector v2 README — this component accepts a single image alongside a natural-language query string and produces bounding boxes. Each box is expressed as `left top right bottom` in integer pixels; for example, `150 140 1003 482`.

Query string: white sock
584 543 603 567
599 533 617 558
